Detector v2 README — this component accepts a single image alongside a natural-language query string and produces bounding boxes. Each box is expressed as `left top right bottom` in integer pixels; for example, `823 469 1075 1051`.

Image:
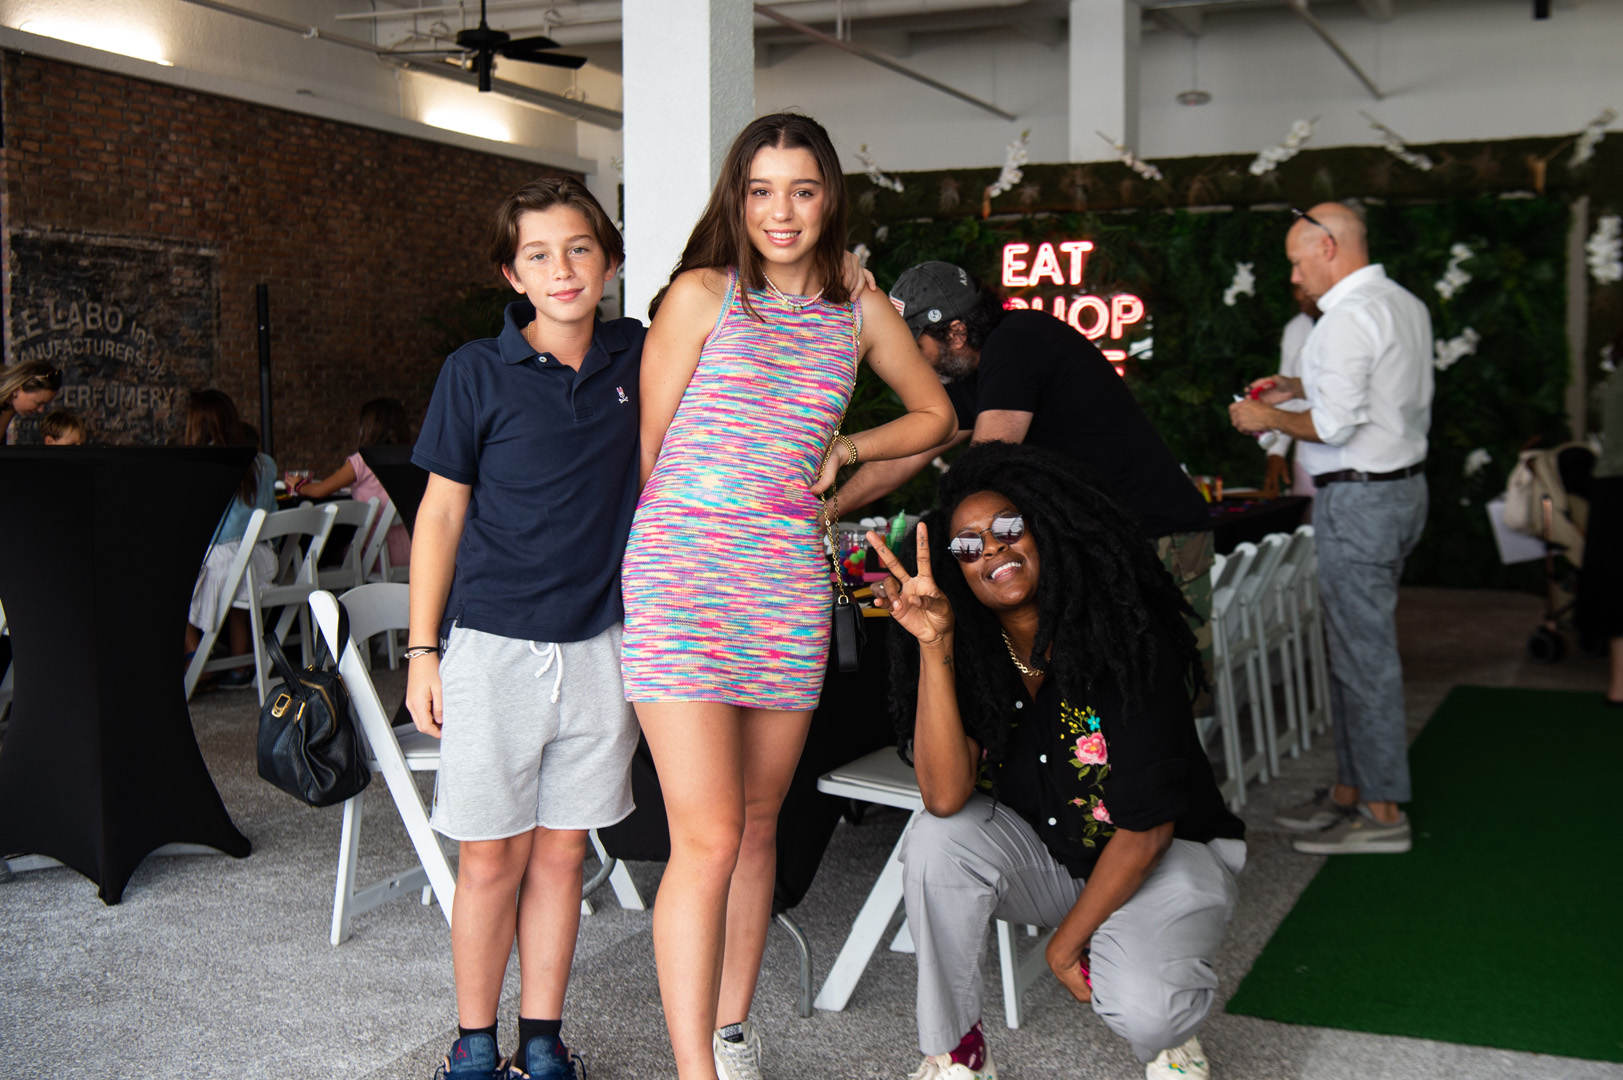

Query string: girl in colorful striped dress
621 113 955 1080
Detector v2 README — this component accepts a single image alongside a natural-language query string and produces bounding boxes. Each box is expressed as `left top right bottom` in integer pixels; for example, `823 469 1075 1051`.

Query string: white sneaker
906 1045 997 1080
713 1020 763 1080
1145 1036 1209 1080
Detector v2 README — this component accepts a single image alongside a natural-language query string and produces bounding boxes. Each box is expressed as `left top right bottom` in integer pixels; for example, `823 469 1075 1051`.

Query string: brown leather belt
1312 462 1425 485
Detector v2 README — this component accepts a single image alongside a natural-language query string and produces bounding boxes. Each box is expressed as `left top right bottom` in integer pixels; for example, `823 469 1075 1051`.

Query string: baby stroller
1500 442 1597 663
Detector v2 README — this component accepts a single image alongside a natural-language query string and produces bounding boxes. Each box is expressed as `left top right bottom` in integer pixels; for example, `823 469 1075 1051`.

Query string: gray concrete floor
0 587 1615 1079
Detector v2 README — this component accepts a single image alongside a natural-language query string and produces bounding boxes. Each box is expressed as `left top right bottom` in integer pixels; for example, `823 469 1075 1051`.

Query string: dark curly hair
918 281 1006 353
887 441 1204 769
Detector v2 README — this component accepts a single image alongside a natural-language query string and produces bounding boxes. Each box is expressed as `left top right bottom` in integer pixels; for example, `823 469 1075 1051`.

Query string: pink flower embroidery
1070 798 1085 807
1075 733 1108 766
1092 802 1112 824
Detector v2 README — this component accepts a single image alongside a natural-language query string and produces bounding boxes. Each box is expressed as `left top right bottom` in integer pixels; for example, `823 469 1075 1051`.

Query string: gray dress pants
900 795 1243 1063
1312 474 1428 803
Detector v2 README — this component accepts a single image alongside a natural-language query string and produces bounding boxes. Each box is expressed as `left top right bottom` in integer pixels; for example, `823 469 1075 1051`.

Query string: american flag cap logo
889 295 907 317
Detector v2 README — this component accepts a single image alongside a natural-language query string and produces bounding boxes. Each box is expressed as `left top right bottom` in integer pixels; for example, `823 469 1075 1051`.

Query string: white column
1067 0 1141 163
622 0 754 323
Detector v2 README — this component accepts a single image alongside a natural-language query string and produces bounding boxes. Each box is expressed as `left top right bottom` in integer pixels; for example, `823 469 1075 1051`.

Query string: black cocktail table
0 447 255 903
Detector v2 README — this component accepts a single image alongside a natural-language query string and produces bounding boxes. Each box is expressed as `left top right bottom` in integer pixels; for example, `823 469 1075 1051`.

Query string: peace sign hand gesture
866 523 954 647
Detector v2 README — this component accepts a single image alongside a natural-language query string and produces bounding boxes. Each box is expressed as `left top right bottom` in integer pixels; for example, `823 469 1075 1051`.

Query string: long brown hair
185 389 261 506
648 113 850 322
356 397 410 446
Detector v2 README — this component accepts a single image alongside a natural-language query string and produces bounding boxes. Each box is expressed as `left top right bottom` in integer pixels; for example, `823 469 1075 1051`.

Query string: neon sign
1001 240 1147 373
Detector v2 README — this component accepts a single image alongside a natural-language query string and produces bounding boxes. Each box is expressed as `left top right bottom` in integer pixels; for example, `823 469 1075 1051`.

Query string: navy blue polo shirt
413 301 644 643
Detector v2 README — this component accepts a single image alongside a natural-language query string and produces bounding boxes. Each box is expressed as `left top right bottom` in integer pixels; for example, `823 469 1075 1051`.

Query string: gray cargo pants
900 795 1244 1063
1313 473 1428 803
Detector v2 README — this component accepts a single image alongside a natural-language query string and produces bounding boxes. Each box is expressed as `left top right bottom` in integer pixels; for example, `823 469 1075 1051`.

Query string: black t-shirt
983 649 1244 879
945 311 1211 538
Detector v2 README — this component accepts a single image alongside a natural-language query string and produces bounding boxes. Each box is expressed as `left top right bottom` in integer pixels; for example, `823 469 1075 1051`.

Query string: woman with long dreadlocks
867 441 1245 1080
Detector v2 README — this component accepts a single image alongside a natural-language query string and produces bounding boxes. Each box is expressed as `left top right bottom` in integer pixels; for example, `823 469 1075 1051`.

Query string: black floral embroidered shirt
982 652 1244 879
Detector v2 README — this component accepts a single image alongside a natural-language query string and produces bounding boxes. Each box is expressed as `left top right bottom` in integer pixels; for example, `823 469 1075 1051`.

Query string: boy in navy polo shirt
406 177 643 1080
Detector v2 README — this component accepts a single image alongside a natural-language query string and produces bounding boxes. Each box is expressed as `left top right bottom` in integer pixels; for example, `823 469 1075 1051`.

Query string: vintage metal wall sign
6 231 217 444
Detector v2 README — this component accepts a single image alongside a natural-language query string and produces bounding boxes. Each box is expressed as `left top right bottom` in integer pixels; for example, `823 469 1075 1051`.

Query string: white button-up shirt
1297 264 1433 477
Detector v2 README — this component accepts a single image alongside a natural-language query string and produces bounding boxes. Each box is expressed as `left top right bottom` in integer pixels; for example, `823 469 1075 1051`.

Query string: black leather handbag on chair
255 599 371 808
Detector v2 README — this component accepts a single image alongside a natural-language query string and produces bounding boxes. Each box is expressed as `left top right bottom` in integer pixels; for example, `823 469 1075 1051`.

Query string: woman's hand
811 444 841 495
866 523 954 645
1048 941 1093 1004
841 249 880 297
405 655 444 739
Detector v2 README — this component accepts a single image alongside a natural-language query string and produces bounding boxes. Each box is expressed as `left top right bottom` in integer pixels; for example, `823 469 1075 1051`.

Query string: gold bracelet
835 433 858 467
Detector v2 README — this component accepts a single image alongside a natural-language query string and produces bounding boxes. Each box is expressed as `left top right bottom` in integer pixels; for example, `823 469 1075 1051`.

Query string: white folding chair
310 585 454 945
1210 542 1268 803
311 585 642 945
1201 555 1242 809
315 498 381 594
184 508 268 701
360 502 409 669
1291 525 1332 744
367 503 410 585
813 748 1051 1029
241 504 338 704
1242 533 1302 778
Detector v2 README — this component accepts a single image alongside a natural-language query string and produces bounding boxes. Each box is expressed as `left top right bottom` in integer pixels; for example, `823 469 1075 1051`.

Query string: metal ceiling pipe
1285 0 1384 100
541 0 1034 45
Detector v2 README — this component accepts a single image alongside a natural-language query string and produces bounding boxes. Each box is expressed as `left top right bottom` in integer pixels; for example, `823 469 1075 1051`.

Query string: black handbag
255 600 371 808
820 441 866 674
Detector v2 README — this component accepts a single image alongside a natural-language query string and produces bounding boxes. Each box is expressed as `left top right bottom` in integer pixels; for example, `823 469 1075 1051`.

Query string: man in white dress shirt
1229 202 1432 855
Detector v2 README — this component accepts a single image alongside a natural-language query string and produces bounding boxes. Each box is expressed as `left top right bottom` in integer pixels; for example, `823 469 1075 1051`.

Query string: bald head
1286 201 1369 301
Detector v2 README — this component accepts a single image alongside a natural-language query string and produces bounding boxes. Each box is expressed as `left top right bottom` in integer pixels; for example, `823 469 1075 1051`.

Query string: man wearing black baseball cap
845 260 1209 540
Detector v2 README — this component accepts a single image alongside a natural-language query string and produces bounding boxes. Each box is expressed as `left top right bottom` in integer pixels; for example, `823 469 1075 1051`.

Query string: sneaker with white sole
713 1020 762 1080
1291 808 1411 854
1145 1035 1209 1079
906 1045 997 1080
1273 788 1358 832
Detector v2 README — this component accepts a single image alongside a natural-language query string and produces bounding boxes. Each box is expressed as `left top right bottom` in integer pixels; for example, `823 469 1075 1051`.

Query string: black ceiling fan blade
502 34 564 51
501 49 588 69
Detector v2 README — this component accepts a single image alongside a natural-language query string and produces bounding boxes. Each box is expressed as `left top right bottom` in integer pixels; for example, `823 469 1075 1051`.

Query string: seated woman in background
0 361 62 443
289 396 412 573
868 441 1245 1080
40 410 86 446
184 389 278 690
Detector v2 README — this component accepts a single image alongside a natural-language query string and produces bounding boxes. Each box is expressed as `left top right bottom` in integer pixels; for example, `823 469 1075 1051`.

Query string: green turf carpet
1225 685 1623 1061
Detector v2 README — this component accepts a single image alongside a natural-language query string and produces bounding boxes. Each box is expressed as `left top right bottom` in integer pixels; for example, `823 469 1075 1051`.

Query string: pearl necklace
1001 630 1045 677
762 273 824 312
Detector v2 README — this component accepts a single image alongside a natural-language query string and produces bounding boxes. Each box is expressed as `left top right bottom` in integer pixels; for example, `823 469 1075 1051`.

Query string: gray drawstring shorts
430 622 638 841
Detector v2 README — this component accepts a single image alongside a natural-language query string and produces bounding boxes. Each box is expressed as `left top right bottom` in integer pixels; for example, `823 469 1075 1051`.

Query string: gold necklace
1001 630 1045 677
762 273 824 312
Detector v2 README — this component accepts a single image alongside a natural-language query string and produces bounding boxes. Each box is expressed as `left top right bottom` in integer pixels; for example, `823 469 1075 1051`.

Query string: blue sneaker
507 1036 585 1080
435 1033 503 1080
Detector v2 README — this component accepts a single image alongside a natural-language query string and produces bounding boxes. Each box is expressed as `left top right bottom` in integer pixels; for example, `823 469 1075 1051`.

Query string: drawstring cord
529 640 563 703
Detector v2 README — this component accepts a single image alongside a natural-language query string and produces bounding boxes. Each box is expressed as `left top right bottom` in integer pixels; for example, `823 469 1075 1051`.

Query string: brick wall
1 51 572 468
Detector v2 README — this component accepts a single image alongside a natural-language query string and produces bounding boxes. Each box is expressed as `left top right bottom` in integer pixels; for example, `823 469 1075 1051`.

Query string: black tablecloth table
1210 495 1311 554
358 445 430 535
0 447 255 903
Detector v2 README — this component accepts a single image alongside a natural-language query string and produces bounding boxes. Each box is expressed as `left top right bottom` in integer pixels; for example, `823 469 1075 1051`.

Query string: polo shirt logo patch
616 385 630 405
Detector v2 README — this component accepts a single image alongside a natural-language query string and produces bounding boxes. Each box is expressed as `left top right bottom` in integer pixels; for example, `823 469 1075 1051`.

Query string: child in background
39 410 86 446
292 397 413 573
183 390 278 690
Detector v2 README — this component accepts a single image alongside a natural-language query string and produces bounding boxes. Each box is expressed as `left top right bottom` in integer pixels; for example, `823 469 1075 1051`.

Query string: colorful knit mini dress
621 267 859 711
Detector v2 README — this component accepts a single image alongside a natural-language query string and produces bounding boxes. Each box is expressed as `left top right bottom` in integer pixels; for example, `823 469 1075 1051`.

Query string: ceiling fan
390 0 587 92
